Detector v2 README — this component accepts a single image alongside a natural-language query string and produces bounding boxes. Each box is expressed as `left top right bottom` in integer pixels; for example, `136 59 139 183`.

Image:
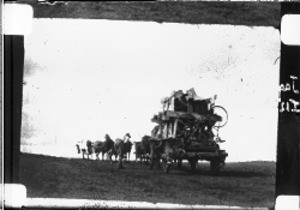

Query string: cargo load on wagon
149 88 228 174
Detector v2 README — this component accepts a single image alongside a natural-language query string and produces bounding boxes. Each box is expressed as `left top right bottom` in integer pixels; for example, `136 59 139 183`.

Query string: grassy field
20 153 276 208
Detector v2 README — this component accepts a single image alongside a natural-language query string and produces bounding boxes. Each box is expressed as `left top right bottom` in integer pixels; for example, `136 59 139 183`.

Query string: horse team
76 133 177 170
76 133 134 169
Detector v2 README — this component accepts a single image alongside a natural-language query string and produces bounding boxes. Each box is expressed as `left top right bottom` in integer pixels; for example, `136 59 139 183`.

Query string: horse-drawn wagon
149 88 228 174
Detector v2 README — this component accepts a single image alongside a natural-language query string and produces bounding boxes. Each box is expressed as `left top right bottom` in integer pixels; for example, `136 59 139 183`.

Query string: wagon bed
150 88 229 174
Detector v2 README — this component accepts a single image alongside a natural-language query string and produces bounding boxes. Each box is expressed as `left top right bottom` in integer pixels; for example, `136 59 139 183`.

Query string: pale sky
21 19 280 162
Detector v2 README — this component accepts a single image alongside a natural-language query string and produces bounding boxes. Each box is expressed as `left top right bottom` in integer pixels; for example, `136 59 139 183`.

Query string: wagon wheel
210 160 221 175
188 157 198 172
212 105 228 128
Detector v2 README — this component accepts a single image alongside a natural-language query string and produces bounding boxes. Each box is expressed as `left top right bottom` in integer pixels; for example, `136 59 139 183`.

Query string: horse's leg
157 154 162 169
150 151 155 170
82 149 85 159
118 154 124 169
108 153 111 162
107 152 112 163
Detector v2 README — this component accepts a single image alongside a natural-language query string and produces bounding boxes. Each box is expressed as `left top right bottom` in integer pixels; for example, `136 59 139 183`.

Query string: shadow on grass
111 160 275 178
21 153 274 178
170 165 272 178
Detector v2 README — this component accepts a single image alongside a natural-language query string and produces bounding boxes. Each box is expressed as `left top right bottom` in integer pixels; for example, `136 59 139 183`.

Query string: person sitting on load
123 133 131 142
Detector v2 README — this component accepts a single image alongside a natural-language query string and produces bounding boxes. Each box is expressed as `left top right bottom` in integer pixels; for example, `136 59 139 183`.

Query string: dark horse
113 133 132 169
101 134 115 161
134 135 151 163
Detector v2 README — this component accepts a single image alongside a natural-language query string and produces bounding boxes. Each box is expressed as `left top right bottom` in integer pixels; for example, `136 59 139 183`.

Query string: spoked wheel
212 105 228 128
188 157 198 172
210 160 221 175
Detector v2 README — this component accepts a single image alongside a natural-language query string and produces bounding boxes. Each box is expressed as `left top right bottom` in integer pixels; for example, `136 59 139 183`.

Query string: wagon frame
151 89 228 174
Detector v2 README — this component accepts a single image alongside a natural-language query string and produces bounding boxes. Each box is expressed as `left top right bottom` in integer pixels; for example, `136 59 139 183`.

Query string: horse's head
142 135 151 142
105 134 113 143
86 140 92 147
124 133 131 138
